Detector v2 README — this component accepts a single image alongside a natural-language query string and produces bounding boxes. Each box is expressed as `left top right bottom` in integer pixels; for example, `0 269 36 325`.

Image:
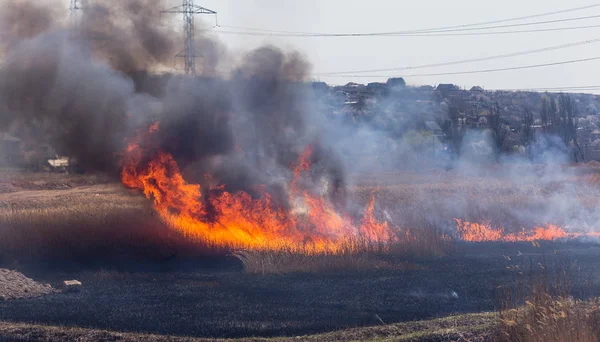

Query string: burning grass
0 171 453 269
3 162 600 269
121 139 397 254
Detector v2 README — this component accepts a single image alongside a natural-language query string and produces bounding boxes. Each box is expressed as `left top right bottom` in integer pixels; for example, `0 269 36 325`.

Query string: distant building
311 81 329 93
366 82 388 95
436 83 460 97
470 86 485 93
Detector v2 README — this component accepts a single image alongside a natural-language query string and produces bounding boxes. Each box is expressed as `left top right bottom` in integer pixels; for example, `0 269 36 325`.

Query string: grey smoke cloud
0 0 344 213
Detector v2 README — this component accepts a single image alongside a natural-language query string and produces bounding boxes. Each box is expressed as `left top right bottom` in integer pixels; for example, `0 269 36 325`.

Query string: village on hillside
3 77 600 170
314 78 600 162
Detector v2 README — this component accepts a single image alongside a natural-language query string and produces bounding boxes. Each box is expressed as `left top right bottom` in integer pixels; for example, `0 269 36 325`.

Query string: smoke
0 0 64 44
78 0 176 75
3 0 597 239
0 0 344 212
307 80 600 236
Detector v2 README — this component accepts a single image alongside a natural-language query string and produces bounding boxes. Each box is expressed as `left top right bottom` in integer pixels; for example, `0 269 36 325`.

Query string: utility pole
69 0 86 25
162 1 217 76
70 0 85 14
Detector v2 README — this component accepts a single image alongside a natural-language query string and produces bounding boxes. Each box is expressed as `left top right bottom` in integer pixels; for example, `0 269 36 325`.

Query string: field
2 166 600 341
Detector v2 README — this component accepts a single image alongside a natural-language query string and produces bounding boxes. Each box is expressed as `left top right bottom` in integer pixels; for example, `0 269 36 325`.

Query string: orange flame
121 125 396 254
454 219 595 242
454 219 504 242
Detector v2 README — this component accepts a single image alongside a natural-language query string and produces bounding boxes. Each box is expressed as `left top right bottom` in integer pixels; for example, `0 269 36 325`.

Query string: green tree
523 107 534 147
489 102 507 155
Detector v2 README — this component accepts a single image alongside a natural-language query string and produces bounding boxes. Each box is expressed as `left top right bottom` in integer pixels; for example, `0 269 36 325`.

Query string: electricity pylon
69 0 86 25
162 1 217 76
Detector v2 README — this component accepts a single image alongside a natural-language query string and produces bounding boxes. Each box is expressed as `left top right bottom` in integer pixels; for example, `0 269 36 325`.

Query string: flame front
454 219 598 242
121 124 395 254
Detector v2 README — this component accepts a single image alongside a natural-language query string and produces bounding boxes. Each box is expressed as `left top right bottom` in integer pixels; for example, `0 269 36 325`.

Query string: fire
455 219 593 242
121 124 396 254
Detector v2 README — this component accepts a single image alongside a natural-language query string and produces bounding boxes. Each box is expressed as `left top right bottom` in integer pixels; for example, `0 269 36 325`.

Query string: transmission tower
69 0 86 24
162 1 217 76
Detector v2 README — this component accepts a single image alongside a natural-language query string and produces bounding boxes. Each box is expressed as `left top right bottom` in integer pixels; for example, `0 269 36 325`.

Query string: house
311 81 329 93
435 84 460 98
436 83 459 92
366 82 388 95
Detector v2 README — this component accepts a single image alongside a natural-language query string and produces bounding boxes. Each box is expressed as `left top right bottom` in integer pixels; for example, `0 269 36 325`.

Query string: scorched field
2 164 600 341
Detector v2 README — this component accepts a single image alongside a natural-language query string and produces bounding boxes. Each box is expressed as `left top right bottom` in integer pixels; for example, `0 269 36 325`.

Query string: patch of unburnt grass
0 187 232 268
497 256 600 342
233 224 453 275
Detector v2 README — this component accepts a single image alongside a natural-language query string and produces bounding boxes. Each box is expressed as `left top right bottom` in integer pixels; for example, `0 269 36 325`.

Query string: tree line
440 94 583 162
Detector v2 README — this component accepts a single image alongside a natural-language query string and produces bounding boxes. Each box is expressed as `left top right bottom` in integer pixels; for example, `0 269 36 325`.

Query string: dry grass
0 179 230 264
353 163 600 236
0 312 497 341
497 257 600 342
232 227 452 274
0 168 109 193
500 296 600 342
3 164 599 270
0 170 456 269
233 249 421 275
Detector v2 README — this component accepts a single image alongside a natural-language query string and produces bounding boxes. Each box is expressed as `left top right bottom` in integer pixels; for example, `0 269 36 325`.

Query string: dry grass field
0 168 456 270
2 163 600 269
0 170 232 267
2 165 600 341
352 163 600 234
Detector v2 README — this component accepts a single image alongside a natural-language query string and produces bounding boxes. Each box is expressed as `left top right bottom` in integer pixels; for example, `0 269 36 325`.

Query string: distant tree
549 98 559 134
558 94 583 162
538 95 583 162
489 102 508 156
439 104 465 157
386 77 406 88
523 107 534 147
540 96 550 128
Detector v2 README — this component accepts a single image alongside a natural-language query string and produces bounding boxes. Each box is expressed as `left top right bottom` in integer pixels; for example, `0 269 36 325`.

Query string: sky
188 0 600 91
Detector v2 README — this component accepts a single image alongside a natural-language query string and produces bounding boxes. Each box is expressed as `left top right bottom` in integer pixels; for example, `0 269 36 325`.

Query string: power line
318 55 600 78
217 13 600 36
213 5 600 37
403 4 600 33
497 86 600 92
315 37 600 75
413 14 600 34
378 24 600 36
214 23 600 37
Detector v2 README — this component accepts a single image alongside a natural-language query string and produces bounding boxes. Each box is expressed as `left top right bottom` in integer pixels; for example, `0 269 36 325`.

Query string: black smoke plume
0 0 346 207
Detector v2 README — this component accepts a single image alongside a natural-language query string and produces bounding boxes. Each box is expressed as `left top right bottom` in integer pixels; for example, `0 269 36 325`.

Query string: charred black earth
1 242 600 339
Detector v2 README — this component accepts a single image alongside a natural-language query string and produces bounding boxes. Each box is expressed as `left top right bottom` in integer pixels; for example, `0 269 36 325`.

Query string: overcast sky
188 0 600 91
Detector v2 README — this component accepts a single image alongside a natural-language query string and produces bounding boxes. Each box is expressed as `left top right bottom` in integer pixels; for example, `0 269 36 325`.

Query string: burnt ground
1 242 600 339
